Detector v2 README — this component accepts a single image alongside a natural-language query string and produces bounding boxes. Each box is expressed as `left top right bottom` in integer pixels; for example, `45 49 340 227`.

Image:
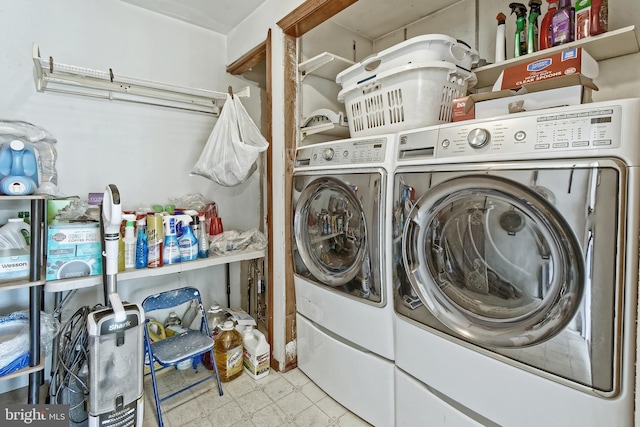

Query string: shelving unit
0 195 46 404
474 25 640 88
44 249 265 293
298 52 354 143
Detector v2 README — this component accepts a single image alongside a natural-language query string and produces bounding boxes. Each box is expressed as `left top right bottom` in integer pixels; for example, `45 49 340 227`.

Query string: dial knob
467 128 490 148
322 148 335 160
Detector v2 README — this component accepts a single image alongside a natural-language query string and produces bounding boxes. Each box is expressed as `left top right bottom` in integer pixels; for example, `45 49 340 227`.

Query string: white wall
0 0 262 392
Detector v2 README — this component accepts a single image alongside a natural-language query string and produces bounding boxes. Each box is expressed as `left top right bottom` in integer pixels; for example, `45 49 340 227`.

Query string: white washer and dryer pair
392 98 640 426
292 135 397 427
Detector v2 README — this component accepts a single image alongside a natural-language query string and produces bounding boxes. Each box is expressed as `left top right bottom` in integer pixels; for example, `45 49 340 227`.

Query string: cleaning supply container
214 320 243 382
337 61 476 137
242 325 270 380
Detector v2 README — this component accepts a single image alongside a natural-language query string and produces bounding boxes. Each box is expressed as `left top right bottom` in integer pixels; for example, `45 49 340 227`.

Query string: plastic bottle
197 214 210 259
0 140 39 196
509 3 528 57
162 215 181 265
123 220 136 269
495 13 507 63
3 218 30 247
539 0 558 50
214 320 244 382
182 299 199 330
590 0 608 37
576 0 608 39
552 0 575 46
242 325 270 380
147 213 163 268
18 211 30 225
177 216 198 262
528 0 542 54
135 218 148 269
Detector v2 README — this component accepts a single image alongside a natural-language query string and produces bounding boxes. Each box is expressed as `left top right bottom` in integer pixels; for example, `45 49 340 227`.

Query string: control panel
437 105 623 158
295 137 388 167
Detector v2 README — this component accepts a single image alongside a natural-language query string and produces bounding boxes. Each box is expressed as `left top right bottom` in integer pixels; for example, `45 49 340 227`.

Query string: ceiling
121 0 462 39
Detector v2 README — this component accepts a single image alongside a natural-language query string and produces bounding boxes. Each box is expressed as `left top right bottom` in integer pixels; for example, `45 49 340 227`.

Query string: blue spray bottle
135 218 148 269
177 215 198 262
162 215 182 265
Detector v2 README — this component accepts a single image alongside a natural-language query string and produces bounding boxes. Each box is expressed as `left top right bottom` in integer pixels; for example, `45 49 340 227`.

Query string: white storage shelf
0 195 46 404
299 52 354 142
474 25 640 88
44 249 265 292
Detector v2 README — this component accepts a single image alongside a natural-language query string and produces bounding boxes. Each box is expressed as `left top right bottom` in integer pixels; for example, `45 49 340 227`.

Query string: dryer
292 135 396 427
392 99 640 426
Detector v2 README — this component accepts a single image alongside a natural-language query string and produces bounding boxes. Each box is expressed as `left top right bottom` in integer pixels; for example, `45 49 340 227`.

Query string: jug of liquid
0 140 39 196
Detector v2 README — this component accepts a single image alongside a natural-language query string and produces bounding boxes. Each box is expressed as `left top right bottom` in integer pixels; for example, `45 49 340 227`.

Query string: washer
392 98 640 426
292 135 396 427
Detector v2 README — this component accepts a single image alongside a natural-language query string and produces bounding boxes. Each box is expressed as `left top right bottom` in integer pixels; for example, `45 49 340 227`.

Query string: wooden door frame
226 30 274 365
276 0 357 370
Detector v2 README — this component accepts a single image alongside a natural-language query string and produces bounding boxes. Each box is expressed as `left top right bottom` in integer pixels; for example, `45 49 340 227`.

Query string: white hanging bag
191 94 268 186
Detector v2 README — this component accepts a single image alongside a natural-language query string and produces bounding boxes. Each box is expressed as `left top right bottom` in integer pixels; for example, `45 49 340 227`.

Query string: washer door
294 176 367 287
403 174 584 347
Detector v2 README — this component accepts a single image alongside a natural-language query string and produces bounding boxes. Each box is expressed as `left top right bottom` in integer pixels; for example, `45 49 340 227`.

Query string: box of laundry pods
46 221 102 281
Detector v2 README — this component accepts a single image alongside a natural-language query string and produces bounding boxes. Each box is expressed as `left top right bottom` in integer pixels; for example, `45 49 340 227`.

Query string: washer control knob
322 148 335 160
467 128 490 148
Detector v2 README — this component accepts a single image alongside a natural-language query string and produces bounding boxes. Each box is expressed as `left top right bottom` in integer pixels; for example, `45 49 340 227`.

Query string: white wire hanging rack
32 43 249 115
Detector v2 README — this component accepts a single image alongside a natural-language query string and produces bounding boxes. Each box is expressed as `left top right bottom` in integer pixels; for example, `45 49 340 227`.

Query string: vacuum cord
49 305 91 424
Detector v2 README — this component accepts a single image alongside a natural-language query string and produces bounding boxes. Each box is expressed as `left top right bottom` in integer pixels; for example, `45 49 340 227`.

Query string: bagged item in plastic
0 310 60 377
191 94 268 187
209 228 267 255
168 193 208 212
0 121 58 192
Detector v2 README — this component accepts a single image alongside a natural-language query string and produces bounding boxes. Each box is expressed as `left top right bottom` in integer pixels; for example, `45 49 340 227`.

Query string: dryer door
403 174 584 348
293 174 381 301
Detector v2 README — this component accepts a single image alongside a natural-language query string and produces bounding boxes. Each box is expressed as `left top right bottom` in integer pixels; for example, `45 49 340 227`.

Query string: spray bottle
539 0 558 50
177 215 198 262
197 214 209 258
509 3 528 57
162 215 182 265
528 0 542 54
135 217 148 269
495 12 507 63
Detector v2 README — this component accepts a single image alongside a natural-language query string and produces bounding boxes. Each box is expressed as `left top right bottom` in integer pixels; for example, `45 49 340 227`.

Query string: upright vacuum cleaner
87 184 145 426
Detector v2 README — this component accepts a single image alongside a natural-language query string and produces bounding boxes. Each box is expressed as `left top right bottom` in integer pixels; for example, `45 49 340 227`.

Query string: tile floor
142 365 372 427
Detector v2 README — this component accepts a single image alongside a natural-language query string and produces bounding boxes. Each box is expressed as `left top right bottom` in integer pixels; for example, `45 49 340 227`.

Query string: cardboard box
0 248 30 281
46 222 102 281
452 74 597 121
492 47 599 91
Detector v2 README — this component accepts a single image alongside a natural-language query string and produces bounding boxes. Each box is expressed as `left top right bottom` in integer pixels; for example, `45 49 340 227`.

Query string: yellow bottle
214 321 243 382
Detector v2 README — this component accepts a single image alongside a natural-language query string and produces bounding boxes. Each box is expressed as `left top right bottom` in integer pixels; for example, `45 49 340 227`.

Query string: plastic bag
191 94 268 187
0 310 60 377
209 228 267 255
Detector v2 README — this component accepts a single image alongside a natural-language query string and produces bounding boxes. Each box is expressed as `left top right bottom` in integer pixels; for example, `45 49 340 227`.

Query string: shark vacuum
87 184 144 427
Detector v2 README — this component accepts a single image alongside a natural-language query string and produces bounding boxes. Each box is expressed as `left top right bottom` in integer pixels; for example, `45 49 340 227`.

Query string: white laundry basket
336 34 479 90
338 61 476 137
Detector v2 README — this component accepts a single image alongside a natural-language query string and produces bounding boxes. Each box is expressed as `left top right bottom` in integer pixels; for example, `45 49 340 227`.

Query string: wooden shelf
44 249 266 292
474 25 640 88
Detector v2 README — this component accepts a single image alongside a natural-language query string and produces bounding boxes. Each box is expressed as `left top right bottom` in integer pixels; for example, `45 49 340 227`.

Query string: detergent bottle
214 321 244 382
162 215 181 265
539 0 558 50
242 325 270 380
0 140 39 196
177 215 198 262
